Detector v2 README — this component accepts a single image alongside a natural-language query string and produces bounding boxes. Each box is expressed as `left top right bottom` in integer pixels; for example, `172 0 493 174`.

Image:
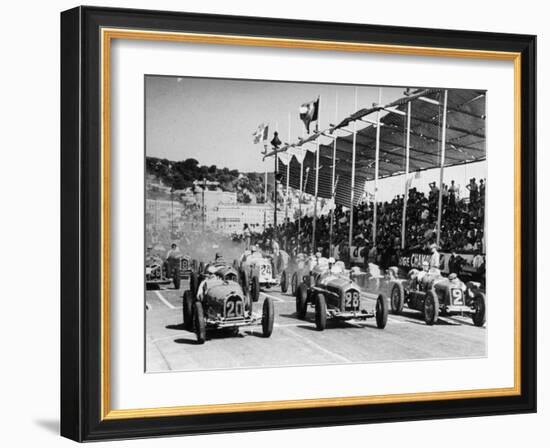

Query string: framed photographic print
60 6 536 442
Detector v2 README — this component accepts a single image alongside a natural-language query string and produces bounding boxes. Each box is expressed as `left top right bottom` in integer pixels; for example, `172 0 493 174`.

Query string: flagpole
264 125 268 232
401 100 411 250
329 92 338 258
285 113 291 238
312 96 321 254
373 87 382 247
436 89 448 247
274 122 279 239
298 155 303 253
348 87 358 256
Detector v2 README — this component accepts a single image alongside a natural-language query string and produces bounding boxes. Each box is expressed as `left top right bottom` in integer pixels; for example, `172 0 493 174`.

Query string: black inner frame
60 6 536 442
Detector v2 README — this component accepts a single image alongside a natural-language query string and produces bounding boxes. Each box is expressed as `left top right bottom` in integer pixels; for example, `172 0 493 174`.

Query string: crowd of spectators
249 178 485 269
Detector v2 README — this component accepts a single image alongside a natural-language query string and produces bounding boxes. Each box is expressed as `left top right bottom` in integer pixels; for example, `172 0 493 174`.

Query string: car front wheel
280 270 288 293
471 291 486 327
376 294 388 329
390 283 404 314
314 293 327 331
262 297 274 337
296 283 308 319
193 301 206 344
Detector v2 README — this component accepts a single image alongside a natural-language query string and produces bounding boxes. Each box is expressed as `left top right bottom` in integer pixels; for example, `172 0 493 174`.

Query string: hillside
146 157 275 203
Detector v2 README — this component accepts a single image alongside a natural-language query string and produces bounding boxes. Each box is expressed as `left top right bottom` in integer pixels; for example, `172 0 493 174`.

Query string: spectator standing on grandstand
429 244 440 269
466 178 479 205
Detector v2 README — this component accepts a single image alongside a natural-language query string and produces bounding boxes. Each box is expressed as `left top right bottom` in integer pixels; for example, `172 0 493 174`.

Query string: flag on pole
299 97 319 133
252 123 269 144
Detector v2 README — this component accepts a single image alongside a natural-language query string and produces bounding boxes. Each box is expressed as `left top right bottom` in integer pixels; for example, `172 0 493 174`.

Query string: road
146 279 486 372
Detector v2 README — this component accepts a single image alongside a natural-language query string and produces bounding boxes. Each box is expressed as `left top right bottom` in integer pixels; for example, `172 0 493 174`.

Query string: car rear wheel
296 283 308 319
471 291 486 327
262 297 274 337
193 301 206 344
390 283 404 314
280 270 288 293
251 275 260 302
424 290 439 325
183 291 194 331
314 293 327 331
375 294 388 329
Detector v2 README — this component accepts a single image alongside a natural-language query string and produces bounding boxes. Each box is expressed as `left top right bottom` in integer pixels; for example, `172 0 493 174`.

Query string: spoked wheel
390 283 404 314
471 291 486 327
295 283 308 319
424 290 439 326
262 297 274 337
314 293 327 331
193 301 206 344
375 294 388 329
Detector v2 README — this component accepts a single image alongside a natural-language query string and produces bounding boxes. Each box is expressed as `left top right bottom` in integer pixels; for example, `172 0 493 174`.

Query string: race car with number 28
295 258 388 331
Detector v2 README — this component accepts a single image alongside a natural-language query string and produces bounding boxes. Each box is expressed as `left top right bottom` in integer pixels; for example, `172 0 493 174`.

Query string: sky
145 76 404 173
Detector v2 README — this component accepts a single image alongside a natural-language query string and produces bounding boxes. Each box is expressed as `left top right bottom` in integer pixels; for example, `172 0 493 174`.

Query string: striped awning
278 88 485 208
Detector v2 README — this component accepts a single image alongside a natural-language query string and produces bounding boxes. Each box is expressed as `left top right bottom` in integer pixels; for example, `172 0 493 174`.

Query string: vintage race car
145 260 172 289
295 259 388 331
182 275 274 344
238 253 281 302
178 256 197 279
188 261 240 298
388 268 486 326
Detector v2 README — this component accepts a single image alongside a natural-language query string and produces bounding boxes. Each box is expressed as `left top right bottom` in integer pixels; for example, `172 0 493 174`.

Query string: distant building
208 203 274 234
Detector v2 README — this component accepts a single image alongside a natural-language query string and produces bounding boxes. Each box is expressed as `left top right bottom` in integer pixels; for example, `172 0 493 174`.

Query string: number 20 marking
226 300 243 317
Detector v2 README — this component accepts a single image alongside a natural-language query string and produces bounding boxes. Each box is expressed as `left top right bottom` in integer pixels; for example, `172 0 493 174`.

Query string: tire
390 283 404 314
190 272 199 297
296 283 308 319
424 290 440 325
291 272 298 296
193 301 206 344
314 293 327 331
280 270 288 293
182 291 194 331
471 291 486 327
262 297 274 337
240 269 249 293
251 275 260 302
375 294 389 329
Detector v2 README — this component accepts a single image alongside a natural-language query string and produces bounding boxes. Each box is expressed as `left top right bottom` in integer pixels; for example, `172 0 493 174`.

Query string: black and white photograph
144 76 487 372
